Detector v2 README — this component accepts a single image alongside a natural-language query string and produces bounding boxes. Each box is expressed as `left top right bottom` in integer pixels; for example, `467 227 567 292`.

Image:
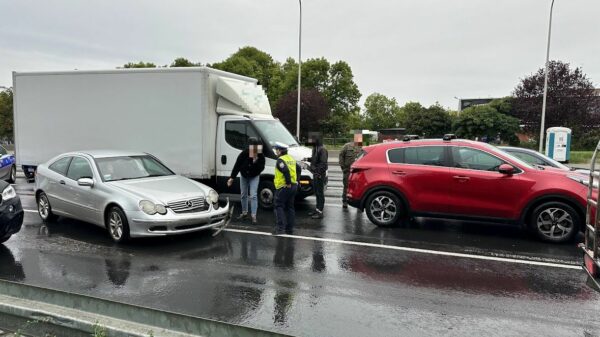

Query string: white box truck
13 67 316 208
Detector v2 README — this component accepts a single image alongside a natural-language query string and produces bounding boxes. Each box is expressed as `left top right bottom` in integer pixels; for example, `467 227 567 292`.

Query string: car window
49 157 72 175
404 146 446 166
510 151 547 166
387 148 404 163
225 121 259 150
452 147 505 171
66 157 93 180
0 146 6 156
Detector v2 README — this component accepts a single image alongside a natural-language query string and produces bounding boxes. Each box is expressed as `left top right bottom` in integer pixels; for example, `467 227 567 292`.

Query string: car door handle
392 170 406 176
59 180 66 185
453 176 470 181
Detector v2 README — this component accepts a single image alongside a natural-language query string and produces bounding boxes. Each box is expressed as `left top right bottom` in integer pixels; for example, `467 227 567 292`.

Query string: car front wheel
530 201 580 243
8 165 16 184
106 207 130 243
365 191 403 227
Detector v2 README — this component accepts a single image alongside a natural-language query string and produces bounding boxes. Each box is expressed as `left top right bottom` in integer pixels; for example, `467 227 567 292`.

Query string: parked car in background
499 146 589 175
0 145 16 183
34 151 230 243
347 137 596 243
0 180 23 243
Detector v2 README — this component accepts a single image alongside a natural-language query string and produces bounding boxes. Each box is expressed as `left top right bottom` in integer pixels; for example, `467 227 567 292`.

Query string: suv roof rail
443 134 457 141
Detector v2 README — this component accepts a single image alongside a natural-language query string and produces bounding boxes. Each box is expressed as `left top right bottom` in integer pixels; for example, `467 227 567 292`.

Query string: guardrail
0 279 293 337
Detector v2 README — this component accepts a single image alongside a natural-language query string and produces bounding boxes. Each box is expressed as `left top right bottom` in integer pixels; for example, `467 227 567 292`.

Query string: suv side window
510 151 546 166
387 148 404 163
404 146 446 166
452 147 505 171
66 157 94 180
225 121 259 150
49 157 72 176
0 146 6 156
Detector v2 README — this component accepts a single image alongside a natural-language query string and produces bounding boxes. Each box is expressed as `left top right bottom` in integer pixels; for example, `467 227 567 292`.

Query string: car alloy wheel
109 211 124 241
370 196 397 223
38 194 50 220
9 166 16 183
536 207 574 240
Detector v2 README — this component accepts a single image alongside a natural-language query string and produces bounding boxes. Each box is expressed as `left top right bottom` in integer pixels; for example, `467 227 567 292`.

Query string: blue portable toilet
545 127 572 163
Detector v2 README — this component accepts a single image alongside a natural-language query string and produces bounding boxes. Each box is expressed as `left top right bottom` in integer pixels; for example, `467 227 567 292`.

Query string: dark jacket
230 150 265 179
309 144 328 178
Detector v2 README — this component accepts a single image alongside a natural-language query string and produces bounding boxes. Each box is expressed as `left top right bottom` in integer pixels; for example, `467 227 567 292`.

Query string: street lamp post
539 0 555 153
296 0 302 140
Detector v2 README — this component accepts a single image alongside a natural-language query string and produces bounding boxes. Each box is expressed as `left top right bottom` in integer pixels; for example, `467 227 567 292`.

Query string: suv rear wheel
530 201 580 243
365 191 403 227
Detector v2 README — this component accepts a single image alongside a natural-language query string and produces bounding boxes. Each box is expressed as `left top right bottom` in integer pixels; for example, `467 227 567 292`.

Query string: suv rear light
585 254 598 277
350 167 370 174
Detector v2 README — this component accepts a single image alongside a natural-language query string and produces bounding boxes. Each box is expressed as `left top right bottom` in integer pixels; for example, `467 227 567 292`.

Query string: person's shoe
311 210 324 219
236 213 248 220
343 203 348 209
251 216 257 225
308 209 318 216
285 229 294 235
272 229 285 236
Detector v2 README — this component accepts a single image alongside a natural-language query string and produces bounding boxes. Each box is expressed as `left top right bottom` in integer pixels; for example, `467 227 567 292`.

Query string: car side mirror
77 178 94 187
499 164 515 175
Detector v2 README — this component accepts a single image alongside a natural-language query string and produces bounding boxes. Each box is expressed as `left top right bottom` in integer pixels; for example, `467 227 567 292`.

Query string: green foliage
0 88 13 141
122 61 156 68
453 104 520 145
404 103 452 138
570 151 593 164
362 93 403 130
170 57 198 67
572 128 600 151
92 322 107 337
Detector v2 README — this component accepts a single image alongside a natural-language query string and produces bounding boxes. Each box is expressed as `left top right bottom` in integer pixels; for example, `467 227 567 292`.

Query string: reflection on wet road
2 189 599 337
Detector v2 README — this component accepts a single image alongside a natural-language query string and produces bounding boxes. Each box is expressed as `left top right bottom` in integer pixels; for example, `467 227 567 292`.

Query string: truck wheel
258 181 275 210
365 191 403 227
106 207 130 243
37 192 58 222
8 165 16 184
530 201 579 243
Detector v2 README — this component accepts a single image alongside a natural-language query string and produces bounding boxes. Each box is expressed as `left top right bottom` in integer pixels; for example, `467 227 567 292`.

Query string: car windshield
96 155 174 182
480 143 534 169
253 120 298 147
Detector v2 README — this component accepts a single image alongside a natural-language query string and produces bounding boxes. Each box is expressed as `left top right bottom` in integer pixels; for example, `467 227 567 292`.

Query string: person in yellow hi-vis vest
272 142 301 235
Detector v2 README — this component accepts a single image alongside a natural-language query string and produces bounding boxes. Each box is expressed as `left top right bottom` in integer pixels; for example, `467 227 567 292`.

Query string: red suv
347 137 596 243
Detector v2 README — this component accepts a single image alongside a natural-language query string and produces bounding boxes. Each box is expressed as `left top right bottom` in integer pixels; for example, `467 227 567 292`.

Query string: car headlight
208 189 219 204
568 175 599 189
2 186 16 201
139 200 167 215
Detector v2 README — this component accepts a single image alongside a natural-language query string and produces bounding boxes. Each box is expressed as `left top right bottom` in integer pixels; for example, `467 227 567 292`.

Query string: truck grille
168 197 207 213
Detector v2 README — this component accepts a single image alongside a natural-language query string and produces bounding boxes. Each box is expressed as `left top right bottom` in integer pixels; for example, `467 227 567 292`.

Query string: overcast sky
1 0 598 109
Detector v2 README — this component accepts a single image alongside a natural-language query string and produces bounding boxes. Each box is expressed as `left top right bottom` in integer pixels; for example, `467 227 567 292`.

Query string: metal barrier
0 279 293 337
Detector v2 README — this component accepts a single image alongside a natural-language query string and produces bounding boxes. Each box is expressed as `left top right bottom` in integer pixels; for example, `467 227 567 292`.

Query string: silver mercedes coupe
34 150 230 242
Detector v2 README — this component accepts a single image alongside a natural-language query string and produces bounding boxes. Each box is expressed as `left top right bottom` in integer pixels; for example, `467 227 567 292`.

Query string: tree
170 57 198 67
453 104 520 145
512 60 599 138
0 88 13 141
362 93 403 130
122 61 157 68
274 89 329 140
404 103 452 138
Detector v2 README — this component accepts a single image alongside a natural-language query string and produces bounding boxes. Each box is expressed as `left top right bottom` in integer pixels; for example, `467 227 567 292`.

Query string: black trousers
275 184 298 231
342 171 350 204
313 176 325 212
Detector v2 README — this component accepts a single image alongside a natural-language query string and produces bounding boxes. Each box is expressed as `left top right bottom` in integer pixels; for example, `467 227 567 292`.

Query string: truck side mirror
221 155 227 165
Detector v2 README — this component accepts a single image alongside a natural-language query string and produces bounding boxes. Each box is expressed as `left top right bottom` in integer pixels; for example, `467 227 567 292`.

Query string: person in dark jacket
307 133 328 219
227 137 265 224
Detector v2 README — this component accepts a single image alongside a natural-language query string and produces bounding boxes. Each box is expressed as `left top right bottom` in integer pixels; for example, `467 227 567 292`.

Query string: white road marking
21 208 580 270
223 228 581 270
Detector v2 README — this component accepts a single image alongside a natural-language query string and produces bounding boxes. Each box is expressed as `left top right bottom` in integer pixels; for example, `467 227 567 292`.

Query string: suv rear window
388 146 447 166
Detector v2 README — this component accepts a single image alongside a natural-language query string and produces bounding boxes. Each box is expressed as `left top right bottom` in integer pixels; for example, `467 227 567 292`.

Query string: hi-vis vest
274 154 297 189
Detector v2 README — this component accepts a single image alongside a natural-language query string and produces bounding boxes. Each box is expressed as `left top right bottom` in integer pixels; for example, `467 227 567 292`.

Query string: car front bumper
0 196 24 238
127 200 230 237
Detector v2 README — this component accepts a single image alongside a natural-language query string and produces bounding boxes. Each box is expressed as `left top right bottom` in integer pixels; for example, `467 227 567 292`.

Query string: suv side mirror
499 164 515 175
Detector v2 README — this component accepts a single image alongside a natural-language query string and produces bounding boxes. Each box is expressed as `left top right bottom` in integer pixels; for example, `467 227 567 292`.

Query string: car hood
288 145 313 161
108 175 209 204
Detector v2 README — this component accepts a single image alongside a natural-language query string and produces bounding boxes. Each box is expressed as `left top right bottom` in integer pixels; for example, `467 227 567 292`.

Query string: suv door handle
453 176 470 181
392 170 406 176
59 180 66 185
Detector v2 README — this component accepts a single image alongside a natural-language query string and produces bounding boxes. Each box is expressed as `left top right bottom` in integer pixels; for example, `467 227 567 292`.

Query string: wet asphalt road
2 175 600 337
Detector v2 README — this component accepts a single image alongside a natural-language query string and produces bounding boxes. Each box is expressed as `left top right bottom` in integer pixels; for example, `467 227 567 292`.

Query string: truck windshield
253 120 298 147
96 155 174 182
